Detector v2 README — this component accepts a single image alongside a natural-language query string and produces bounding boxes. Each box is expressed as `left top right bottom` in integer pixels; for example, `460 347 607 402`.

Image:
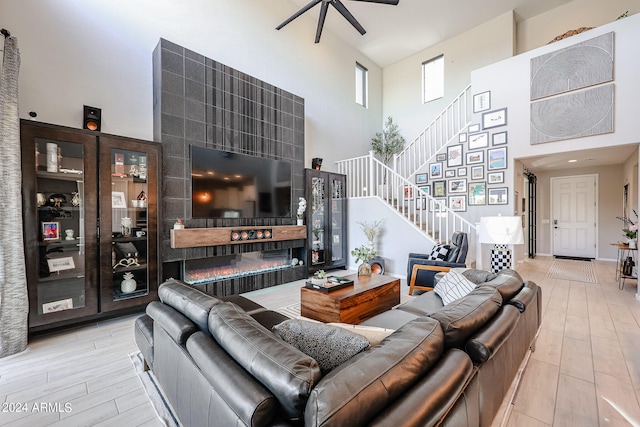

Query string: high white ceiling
281 0 573 67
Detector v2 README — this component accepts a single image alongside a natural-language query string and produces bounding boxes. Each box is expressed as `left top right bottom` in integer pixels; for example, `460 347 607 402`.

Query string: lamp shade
479 216 524 245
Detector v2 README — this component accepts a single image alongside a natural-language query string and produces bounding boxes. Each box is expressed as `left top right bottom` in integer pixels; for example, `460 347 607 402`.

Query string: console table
611 243 637 290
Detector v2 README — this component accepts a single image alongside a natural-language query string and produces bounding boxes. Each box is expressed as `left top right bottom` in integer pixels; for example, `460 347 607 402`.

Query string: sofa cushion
461 269 498 284
209 302 321 422
434 270 477 305
479 269 523 301
359 308 420 330
305 317 444 427
428 244 450 261
429 286 502 349
158 278 220 332
397 291 444 317
273 319 370 374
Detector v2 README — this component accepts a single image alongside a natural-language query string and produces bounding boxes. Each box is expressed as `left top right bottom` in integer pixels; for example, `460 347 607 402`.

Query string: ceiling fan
276 0 400 43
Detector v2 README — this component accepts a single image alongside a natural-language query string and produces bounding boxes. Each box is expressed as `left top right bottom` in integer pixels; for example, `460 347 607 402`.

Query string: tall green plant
372 116 405 183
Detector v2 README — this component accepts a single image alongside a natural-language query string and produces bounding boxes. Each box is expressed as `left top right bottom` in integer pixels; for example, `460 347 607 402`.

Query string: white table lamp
479 216 524 273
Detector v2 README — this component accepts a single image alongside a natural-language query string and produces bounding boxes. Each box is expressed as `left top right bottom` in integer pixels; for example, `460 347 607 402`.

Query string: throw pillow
327 323 395 348
461 269 498 284
434 270 477 305
273 319 370 374
428 244 450 261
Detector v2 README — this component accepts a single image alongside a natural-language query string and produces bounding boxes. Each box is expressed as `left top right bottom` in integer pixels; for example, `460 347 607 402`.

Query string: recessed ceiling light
568 159 577 163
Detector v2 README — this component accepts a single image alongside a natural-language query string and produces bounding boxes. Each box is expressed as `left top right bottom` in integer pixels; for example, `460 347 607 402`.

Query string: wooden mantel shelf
170 225 306 249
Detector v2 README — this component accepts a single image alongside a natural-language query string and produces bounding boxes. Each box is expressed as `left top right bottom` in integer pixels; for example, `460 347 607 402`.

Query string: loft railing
393 85 473 180
336 153 476 265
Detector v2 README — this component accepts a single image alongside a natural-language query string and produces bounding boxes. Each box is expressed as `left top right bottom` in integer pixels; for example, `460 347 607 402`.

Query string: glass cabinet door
21 123 99 328
330 178 345 264
99 136 158 312
311 176 326 266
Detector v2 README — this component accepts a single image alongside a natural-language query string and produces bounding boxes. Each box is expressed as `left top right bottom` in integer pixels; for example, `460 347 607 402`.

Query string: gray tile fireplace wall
153 39 306 295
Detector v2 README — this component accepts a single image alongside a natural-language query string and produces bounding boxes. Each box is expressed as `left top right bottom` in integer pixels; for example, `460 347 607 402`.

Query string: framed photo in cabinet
42 221 60 241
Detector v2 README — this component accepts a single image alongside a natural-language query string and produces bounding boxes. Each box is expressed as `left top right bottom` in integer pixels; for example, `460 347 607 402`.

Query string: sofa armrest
147 301 197 346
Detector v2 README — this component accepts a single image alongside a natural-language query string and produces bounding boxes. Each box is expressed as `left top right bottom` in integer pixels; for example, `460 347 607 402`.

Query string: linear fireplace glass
183 250 292 284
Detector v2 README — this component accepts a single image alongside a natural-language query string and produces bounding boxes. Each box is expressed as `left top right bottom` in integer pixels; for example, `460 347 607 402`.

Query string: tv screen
191 146 292 219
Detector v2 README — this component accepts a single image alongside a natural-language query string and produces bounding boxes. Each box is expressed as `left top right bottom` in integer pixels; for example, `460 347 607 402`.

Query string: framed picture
488 147 507 170
457 167 467 177
448 178 467 194
482 107 507 129
112 191 127 208
447 144 463 168
468 182 486 205
47 256 76 272
433 181 446 197
492 131 508 146
436 153 447 162
419 185 431 196
42 298 73 313
471 166 484 180
415 173 428 184
468 132 489 150
468 123 481 134
488 187 508 205
459 132 467 143
445 170 456 178
403 186 413 200
488 171 505 184
473 91 491 113
42 221 60 241
415 197 427 210
466 150 484 165
429 162 443 179
448 195 466 212
333 234 340 244
431 198 446 212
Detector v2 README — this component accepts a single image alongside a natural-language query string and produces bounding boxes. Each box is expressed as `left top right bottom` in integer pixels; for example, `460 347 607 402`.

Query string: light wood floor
1 257 639 426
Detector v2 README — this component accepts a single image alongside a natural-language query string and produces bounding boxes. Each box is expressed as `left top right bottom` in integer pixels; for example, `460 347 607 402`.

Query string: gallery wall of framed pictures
408 92 510 212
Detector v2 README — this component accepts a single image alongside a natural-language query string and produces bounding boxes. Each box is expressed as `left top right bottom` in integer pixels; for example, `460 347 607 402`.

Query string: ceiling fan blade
315 1 330 43
332 0 366 35
348 0 399 4
276 0 321 30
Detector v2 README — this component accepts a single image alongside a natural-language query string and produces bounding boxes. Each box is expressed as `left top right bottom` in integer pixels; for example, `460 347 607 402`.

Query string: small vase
297 218 304 226
629 239 637 249
358 262 372 276
121 272 137 293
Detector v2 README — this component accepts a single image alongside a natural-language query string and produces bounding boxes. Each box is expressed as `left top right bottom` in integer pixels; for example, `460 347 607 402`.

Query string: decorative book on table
305 276 354 293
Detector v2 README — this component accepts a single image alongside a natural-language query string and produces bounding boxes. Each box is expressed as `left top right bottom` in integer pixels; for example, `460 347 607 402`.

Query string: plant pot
297 218 304 226
358 262 372 276
310 277 325 285
629 239 637 249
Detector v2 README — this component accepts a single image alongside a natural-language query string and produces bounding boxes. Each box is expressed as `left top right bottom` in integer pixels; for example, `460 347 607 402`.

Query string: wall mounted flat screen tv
191 146 292 219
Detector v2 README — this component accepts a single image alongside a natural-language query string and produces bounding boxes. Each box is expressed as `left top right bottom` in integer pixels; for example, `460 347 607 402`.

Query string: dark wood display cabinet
20 121 160 332
305 169 347 274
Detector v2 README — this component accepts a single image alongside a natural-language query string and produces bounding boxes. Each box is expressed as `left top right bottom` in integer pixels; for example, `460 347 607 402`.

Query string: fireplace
183 249 294 285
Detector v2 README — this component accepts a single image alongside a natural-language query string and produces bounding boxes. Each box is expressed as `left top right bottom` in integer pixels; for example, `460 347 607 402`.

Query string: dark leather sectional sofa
134 269 541 427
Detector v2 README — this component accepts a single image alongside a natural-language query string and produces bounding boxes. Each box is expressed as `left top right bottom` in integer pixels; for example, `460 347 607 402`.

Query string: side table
611 243 637 290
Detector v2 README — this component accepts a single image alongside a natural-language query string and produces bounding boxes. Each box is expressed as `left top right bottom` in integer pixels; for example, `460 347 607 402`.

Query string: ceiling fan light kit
277 0 399 43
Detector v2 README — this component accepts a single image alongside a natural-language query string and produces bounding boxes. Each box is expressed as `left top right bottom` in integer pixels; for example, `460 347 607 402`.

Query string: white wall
0 0 382 172
516 0 640 54
471 14 640 260
347 197 432 279
382 11 515 142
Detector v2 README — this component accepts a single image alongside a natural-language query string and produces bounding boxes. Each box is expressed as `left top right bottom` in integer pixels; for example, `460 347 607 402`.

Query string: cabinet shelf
36 170 84 182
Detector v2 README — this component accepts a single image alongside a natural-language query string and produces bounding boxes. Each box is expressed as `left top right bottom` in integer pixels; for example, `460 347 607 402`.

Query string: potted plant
617 210 638 248
357 219 384 251
351 245 378 276
310 269 326 285
372 116 406 187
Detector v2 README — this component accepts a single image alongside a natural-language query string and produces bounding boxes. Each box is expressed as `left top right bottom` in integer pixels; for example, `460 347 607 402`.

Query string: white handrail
394 85 473 180
336 153 476 265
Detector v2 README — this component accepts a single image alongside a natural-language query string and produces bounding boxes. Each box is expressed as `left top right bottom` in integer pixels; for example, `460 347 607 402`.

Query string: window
422 55 444 103
355 62 368 107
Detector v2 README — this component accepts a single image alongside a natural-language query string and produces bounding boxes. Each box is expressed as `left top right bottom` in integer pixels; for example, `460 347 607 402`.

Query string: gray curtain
0 34 28 357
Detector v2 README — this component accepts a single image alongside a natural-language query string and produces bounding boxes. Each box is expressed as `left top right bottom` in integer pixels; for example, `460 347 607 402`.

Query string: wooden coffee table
300 274 400 324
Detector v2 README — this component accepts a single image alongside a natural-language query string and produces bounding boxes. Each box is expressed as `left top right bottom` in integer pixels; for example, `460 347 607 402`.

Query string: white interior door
551 175 597 258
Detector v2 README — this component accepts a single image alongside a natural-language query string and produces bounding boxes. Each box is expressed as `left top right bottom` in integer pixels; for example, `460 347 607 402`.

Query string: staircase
335 85 476 263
